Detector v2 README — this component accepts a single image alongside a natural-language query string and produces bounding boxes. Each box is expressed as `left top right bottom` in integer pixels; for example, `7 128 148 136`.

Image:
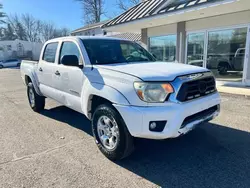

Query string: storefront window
149 35 176 62
186 32 205 67
207 27 247 82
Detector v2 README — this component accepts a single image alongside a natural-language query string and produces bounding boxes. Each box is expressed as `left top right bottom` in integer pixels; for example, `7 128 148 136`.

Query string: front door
53 41 85 113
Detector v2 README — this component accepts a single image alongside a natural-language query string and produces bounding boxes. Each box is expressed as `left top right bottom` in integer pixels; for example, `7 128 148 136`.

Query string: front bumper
113 92 220 140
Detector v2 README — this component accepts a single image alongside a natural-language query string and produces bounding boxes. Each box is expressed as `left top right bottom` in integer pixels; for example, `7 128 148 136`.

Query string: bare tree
21 14 41 42
40 22 55 42
7 14 27 40
75 0 105 24
59 27 70 37
4 13 70 42
116 0 140 12
2 24 17 40
15 22 27 40
8 14 40 41
40 23 70 43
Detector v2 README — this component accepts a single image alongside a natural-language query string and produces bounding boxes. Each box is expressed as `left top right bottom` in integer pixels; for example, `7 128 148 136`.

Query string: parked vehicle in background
206 48 245 74
20 36 221 160
215 48 245 74
0 59 21 69
188 48 245 74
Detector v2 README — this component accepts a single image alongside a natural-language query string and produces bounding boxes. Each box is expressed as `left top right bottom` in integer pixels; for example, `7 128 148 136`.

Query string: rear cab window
42 42 58 63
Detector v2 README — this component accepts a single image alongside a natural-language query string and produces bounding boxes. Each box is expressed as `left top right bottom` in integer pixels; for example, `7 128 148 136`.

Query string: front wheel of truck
92 104 134 161
27 82 45 112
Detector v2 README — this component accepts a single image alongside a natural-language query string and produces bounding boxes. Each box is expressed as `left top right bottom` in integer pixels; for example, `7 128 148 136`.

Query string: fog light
149 121 167 132
150 122 157 129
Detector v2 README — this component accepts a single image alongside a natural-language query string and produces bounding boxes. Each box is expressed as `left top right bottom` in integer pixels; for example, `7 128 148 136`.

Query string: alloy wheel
97 115 119 150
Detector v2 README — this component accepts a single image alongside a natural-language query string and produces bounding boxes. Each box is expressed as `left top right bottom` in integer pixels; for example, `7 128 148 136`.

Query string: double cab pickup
21 36 220 160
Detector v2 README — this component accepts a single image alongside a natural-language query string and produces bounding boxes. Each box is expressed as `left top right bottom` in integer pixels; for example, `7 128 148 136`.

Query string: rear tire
0 65 3 69
27 82 45 112
92 104 134 161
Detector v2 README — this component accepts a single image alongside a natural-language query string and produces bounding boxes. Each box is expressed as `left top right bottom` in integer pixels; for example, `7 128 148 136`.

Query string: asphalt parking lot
0 68 250 188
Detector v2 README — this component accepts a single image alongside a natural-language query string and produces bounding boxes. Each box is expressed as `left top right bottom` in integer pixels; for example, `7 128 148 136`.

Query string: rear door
37 42 59 99
53 40 85 112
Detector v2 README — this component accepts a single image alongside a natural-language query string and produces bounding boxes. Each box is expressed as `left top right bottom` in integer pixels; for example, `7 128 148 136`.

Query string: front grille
180 105 218 129
176 76 216 102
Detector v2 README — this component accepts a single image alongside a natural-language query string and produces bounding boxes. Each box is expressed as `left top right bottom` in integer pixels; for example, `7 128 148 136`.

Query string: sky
1 0 120 31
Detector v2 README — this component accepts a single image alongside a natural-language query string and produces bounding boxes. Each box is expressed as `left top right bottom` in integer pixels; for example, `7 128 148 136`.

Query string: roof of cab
79 36 131 41
46 36 131 43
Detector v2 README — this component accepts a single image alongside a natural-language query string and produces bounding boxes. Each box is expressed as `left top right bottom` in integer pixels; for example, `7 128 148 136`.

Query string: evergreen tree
0 3 6 24
3 24 17 40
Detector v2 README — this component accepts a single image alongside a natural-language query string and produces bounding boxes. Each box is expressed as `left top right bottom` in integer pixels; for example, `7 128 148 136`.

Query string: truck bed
20 60 39 85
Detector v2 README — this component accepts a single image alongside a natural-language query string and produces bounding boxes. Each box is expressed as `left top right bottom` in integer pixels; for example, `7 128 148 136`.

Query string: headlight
134 82 174 103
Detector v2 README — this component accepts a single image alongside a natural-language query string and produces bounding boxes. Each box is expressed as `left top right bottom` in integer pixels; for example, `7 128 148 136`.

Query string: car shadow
41 106 93 136
0 67 21 70
41 105 250 188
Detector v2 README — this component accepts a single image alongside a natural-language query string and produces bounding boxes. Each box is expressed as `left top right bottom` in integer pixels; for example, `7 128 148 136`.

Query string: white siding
147 23 177 37
186 10 250 32
0 40 43 61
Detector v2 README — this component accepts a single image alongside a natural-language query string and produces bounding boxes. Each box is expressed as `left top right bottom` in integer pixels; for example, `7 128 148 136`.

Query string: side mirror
61 55 79 67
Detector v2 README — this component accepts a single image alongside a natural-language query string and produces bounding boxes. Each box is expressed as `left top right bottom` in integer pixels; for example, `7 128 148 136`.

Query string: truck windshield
81 39 156 65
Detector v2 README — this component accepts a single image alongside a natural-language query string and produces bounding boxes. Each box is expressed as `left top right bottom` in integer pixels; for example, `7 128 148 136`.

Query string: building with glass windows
102 0 250 86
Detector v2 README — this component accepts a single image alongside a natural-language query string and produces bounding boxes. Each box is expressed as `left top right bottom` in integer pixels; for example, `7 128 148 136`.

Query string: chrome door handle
55 70 60 76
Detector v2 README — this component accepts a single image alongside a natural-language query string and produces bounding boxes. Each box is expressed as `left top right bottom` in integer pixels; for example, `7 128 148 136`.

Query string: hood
96 62 209 81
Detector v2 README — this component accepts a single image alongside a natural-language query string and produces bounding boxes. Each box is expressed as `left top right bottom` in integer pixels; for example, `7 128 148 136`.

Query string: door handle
39 67 43 72
55 70 60 76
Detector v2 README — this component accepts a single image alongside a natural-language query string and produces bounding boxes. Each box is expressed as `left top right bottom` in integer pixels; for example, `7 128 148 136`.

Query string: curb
217 86 250 96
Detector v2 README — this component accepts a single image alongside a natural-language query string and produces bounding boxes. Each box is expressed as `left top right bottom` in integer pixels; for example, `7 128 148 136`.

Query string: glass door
186 32 205 67
206 27 247 82
149 35 177 62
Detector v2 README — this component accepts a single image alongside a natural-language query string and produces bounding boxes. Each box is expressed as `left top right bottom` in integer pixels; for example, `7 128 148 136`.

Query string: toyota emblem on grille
199 81 207 93
179 73 204 81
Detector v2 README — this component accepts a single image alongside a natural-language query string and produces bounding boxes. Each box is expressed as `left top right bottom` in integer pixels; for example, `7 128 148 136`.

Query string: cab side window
42 42 58 63
59 42 82 65
238 49 245 57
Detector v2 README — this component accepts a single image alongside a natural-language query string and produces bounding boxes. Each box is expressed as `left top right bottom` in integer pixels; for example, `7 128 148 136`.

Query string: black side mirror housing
61 55 79 67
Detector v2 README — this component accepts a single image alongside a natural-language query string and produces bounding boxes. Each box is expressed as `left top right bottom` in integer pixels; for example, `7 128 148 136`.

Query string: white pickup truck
21 36 220 160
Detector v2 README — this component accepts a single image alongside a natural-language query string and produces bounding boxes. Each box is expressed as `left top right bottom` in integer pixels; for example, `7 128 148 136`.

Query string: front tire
27 82 45 112
92 104 134 161
218 62 229 75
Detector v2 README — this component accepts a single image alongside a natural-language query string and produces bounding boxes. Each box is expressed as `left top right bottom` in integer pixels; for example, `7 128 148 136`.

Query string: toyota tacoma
21 36 220 160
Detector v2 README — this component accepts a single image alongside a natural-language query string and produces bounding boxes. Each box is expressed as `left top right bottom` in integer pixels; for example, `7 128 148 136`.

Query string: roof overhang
103 0 250 32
